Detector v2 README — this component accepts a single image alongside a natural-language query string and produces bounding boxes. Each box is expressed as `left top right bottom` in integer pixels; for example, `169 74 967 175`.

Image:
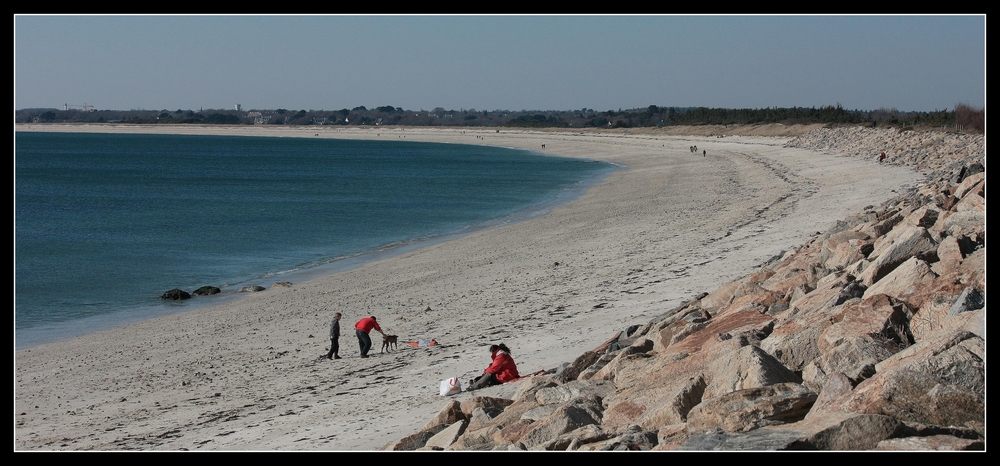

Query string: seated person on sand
468 343 519 390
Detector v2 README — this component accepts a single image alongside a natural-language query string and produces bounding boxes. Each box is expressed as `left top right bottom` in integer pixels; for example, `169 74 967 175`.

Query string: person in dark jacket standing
326 312 342 360
354 316 386 358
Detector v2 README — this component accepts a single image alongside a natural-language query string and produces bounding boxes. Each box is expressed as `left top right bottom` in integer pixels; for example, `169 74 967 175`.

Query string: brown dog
381 335 398 353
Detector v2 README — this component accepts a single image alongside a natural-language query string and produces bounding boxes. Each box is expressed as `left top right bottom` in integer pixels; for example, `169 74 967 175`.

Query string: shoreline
15 128 617 350
15 124 922 450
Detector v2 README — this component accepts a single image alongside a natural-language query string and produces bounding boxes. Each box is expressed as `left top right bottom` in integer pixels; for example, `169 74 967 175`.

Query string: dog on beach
381 335 398 353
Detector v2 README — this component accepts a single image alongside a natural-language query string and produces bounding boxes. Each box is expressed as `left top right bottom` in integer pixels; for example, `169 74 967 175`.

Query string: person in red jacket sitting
468 343 519 390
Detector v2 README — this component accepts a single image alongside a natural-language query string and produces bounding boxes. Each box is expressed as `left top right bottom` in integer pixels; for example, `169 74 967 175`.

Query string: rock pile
786 126 984 178
385 127 985 451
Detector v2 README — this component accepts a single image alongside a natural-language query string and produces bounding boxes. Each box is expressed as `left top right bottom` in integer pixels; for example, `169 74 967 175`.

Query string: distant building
235 104 242 111
248 111 270 125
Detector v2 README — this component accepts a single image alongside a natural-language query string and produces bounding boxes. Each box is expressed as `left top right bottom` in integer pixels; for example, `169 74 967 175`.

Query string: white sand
14 124 921 450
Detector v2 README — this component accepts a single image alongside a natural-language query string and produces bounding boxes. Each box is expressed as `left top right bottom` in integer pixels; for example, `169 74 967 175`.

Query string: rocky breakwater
786 126 984 177
384 127 985 451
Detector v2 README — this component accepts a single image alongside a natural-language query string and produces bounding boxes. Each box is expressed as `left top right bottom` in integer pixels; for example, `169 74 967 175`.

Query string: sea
14 131 615 350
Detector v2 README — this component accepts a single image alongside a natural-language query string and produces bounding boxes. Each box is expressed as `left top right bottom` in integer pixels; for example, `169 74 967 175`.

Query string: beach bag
439 377 462 396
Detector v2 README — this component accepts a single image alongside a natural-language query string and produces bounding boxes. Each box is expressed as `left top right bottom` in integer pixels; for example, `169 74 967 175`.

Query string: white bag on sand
439 377 462 396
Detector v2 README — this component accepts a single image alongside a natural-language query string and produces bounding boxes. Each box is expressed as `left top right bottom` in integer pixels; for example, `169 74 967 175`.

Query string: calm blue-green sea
15 132 614 349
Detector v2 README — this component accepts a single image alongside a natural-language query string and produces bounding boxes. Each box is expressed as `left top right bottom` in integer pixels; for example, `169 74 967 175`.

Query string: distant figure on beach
326 312 342 360
354 316 387 358
703 150 706 157
468 343 519 390
879 152 887 164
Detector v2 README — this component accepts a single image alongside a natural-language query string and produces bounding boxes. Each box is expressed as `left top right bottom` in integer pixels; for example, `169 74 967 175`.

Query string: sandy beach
14 124 922 450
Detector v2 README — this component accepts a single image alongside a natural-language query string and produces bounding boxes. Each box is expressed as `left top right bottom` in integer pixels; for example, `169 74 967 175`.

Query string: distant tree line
582 104 978 131
15 103 983 133
505 114 570 128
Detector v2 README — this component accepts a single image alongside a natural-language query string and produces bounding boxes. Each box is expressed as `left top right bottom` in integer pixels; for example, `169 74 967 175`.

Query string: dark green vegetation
16 103 984 133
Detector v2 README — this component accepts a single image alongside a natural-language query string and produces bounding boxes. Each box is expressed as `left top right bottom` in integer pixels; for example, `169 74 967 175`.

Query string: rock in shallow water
192 286 220 296
160 288 191 300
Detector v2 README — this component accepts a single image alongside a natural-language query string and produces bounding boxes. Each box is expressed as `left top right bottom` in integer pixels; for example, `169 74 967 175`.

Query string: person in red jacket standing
355 316 386 358
469 343 519 390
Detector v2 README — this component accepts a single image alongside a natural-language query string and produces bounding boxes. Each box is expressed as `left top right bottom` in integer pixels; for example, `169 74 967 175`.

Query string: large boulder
589 339 654 381
861 226 938 286
785 281 847 318
875 435 984 451
759 303 841 372
793 414 912 450
905 280 979 342
808 294 909 386
556 350 602 382
603 311 789 431
517 395 604 449
604 375 706 430
686 382 817 433
423 399 466 430
678 413 912 451
930 210 984 241
534 379 615 406
762 254 821 297
703 344 800 400
160 288 191 300
953 184 984 213
191 286 220 296
572 425 658 451
424 420 468 450
837 330 985 432
931 235 966 275
459 396 513 420
862 257 937 302
537 424 609 451
479 397 542 432
383 423 449 450
445 424 501 451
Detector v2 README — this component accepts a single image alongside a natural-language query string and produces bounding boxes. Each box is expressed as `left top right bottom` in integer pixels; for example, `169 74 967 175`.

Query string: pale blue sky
14 15 986 113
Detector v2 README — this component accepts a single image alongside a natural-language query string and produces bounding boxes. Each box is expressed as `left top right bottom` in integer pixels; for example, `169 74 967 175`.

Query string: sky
14 15 986 113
